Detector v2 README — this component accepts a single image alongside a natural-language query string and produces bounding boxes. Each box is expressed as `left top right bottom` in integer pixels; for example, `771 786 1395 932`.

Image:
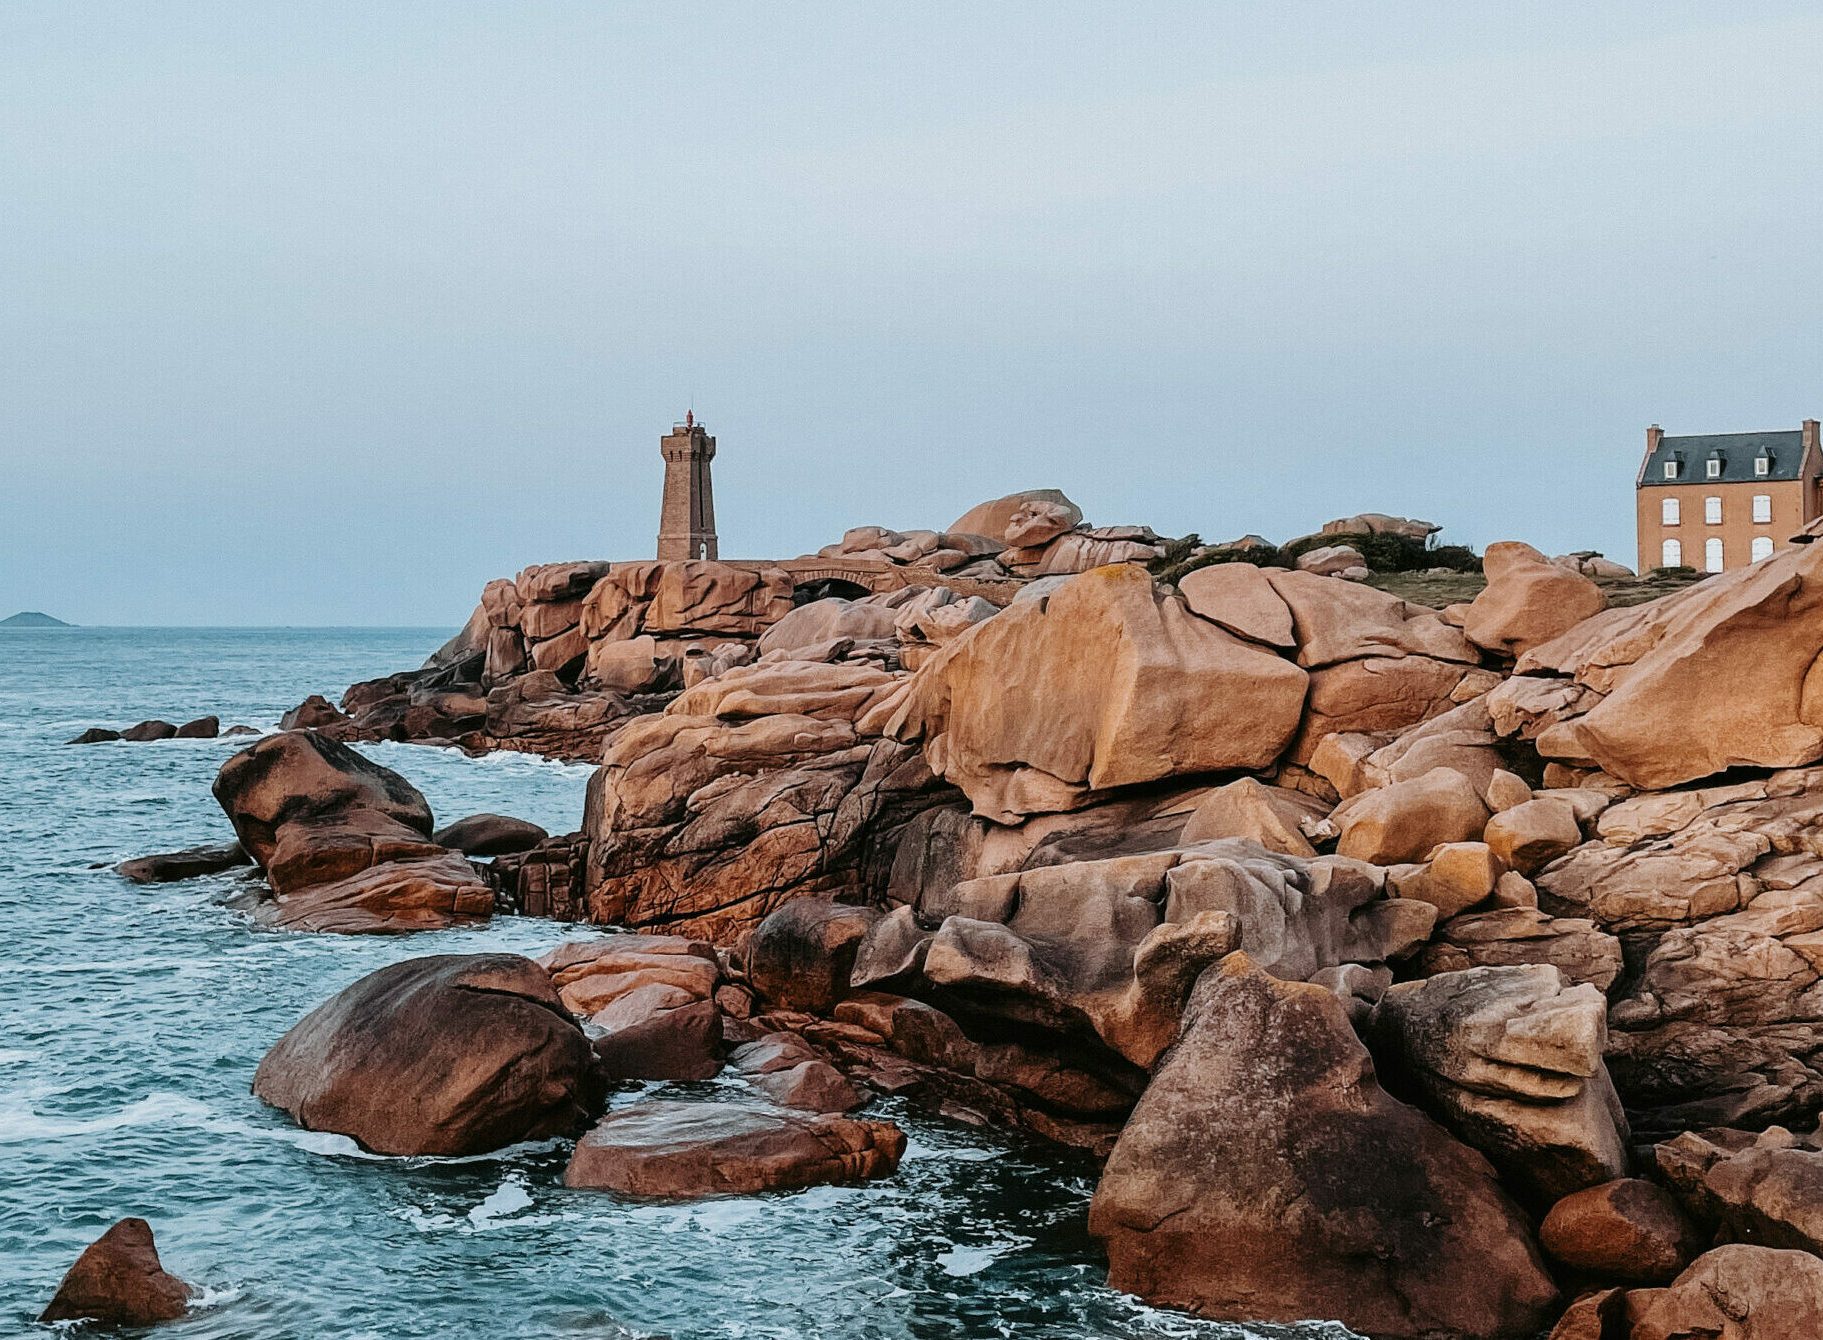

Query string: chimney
1647 423 1664 454
1804 419 1819 450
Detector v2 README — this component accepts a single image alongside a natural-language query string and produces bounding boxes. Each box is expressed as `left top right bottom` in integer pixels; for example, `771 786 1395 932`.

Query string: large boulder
212 731 493 933
539 936 724 1081
1503 539 1823 790
1539 1178 1703 1283
746 899 882 1014
39 1218 190 1326
1333 767 1491 865
948 488 1082 544
883 564 1308 823
563 1100 905 1198
1369 965 1630 1205
1631 1244 1823 1340
1462 541 1606 658
1089 954 1558 1339
253 954 601 1156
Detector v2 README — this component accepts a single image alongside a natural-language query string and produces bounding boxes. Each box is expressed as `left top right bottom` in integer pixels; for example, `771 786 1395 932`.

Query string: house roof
1639 429 1806 488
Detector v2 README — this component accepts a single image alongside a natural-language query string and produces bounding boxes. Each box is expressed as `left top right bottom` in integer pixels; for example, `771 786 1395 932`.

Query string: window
1661 538 1682 568
1754 494 1772 524
1661 497 1680 525
1757 455 1772 477
1705 537 1725 573
1752 536 1775 563
1707 457 1724 479
1705 496 1722 525
1664 460 1680 480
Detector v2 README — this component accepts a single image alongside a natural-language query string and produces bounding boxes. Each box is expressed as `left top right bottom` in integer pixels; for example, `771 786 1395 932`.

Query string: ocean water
0 628 1358 1340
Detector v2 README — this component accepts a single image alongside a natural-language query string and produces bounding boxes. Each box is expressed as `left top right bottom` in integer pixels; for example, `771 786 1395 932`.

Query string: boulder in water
39 1217 190 1326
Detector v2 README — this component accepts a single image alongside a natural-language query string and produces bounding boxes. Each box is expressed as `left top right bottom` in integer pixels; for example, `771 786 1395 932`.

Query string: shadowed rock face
39 1218 190 1326
253 954 602 1156
1539 1178 1702 1284
213 731 492 932
1089 955 1559 1340
563 1100 905 1198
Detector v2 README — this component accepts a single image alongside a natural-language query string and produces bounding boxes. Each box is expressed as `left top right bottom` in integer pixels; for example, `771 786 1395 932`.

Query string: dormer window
1756 452 1773 476
1706 454 1724 479
1664 459 1680 480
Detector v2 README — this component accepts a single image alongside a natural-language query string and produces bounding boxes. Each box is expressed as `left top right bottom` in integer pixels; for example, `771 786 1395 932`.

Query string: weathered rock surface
1333 767 1491 865
1089 954 1558 1339
253 954 601 1156
1539 1178 1703 1283
1416 907 1623 994
213 731 492 933
1655 1125 1823 1256
584 661 949 941
855 839 1433 1070
1463 541 1606 658
539 936 723 1081
1631 1244 1823 1339
38 1218 190 1326
563 1100 905 1198
884 564 1308 823
1503 539 1823 790
728 1033 863 1112
1370 965 1630 1205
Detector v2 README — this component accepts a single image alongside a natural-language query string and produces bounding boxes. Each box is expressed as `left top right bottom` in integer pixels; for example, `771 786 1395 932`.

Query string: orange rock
1463 541 1606 657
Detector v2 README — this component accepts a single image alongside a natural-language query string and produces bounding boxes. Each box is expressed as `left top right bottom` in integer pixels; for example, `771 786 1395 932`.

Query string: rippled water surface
0 628 1358 1339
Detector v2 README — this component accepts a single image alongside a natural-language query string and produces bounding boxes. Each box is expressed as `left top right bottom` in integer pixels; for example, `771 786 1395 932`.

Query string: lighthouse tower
656 411 718 561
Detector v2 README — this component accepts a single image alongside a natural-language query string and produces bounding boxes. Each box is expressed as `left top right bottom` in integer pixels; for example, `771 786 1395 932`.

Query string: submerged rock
116 841 251 884
253 954 602 1156
39 1217 190 1326
564 1100 905 1198
1088 954 1558 1340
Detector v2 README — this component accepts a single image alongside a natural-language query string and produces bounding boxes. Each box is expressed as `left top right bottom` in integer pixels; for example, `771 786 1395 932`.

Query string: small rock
279 694 351 731
174 715 220 739
67 727 121 744
39 1217 190 1326
1486 797 1583 874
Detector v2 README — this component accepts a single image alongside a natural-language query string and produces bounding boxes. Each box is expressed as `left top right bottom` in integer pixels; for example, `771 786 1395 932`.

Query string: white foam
0 1090 214 1142
934 1235 1030 1277
467 1177 534 1226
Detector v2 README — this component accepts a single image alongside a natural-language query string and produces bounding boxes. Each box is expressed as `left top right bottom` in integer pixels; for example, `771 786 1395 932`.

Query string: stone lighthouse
656 411 718 561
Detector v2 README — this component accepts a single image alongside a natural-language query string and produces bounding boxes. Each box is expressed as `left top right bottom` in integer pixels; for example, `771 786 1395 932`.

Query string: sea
0 627 1359 1339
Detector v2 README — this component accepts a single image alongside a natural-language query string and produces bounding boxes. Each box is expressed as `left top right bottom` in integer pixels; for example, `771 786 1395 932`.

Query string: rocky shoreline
57 492 1823 1337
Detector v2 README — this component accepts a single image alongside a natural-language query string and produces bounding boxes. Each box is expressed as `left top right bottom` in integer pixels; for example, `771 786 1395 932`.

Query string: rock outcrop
39 1218 190 1327
253 954 601 1156
1089 954 1559 1340
1370 965 1630 1205
213 731 492 932
1655 1124 1823 1255
1630 1244 1823 1339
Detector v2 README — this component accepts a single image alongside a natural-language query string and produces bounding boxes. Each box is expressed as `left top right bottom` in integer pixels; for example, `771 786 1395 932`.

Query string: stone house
1635 420 1823 573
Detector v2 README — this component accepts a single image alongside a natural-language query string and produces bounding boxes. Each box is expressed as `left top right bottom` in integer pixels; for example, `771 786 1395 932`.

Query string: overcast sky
3 3 1821 625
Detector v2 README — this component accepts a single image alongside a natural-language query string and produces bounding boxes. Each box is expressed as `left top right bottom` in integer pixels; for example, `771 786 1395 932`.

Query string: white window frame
1707 458 1723 479
1705 537 1725 573
1663 460 1680 479
1753 494 1772 524
1661 497 1680 525
1661 538 1682 568
1756 455 1771 477
1752 536 1775 562
1705 496 1723 525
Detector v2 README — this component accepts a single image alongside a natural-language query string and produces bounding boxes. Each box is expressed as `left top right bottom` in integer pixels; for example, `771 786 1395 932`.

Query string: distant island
1 612 73 628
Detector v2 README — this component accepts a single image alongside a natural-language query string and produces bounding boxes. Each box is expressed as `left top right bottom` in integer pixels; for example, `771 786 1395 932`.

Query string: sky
3 3 1821 625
